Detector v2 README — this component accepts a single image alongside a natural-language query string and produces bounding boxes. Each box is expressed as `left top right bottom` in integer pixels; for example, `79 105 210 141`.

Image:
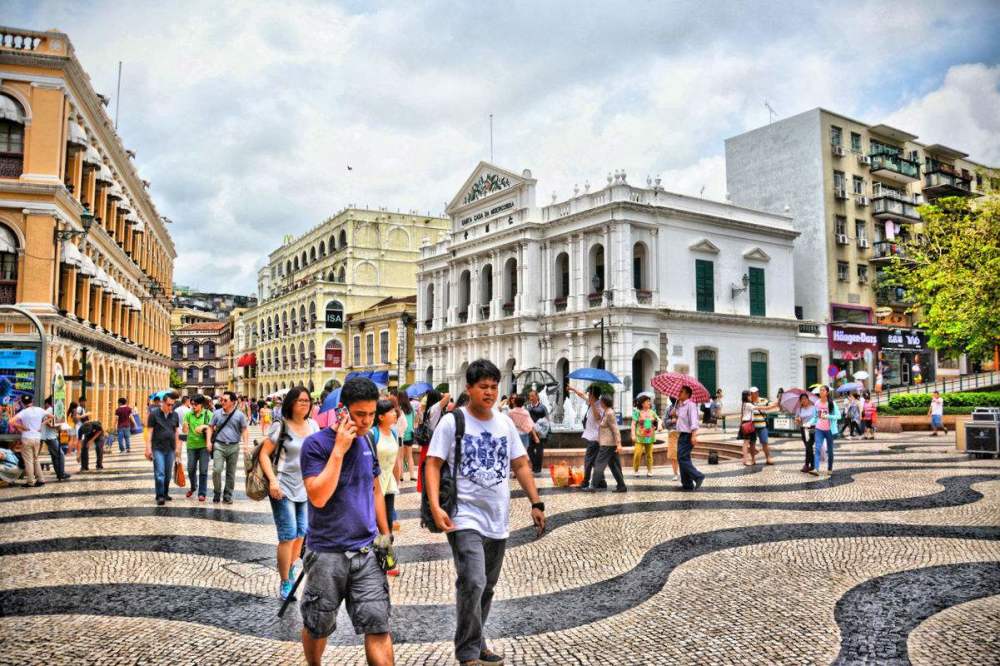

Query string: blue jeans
117 427 131 452
677 432 704 490
814 429 835 471
187 447 210 497
152 448 176 500
268 496 308 542
44 438 66 479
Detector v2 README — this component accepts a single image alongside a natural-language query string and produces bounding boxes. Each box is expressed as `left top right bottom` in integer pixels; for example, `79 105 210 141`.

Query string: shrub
434 382 450 394
879 406 977 416
887 391 1000 410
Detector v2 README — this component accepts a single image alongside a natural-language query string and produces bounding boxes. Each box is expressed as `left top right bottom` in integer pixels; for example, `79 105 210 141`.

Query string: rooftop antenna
489 113 494 162
114 61 122 129
764 98 777 124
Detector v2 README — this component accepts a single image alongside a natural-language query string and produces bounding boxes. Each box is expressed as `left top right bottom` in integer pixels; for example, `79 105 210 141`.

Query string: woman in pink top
508 395 539 449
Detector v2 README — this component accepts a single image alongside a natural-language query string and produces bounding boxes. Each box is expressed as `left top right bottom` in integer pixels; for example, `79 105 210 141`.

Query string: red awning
236 353 257 367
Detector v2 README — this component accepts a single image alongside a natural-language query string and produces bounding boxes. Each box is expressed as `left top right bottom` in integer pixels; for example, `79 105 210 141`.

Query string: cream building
415 162 828 407
343 295 417 389
244 207 449 397
726 108 993 385
0 27 174 426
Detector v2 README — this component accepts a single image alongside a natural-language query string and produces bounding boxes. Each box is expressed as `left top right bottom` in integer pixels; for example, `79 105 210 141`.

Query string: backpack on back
419 409 465 533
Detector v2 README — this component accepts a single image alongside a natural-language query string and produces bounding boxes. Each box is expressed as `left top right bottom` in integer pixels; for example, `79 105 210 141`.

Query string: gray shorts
300 549 390 638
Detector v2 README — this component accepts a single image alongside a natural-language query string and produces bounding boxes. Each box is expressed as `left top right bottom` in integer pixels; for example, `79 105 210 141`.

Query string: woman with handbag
807 385 840 477
739 390 757 466
258 386 318 600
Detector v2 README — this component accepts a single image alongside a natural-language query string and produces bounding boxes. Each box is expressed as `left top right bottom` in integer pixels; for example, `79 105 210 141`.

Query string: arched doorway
556 357 570 402
590 355 605 370
631 349 657 396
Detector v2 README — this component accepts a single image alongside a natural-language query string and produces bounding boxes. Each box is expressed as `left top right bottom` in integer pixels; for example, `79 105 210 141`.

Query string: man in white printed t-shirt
425 359 546 666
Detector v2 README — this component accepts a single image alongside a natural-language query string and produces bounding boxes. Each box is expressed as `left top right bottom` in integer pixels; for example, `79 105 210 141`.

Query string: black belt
215 440 239 445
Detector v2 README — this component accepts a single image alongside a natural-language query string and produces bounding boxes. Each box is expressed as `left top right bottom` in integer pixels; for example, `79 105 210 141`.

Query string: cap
749 386 759 393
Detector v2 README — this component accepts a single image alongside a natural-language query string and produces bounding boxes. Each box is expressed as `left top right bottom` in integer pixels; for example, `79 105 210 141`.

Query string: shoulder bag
210 408 238 445
420 409 465 533
245 422 287 501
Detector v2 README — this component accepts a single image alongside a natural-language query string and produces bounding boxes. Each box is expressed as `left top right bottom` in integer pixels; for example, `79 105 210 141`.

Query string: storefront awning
237 353 257 367
67 120 88 148
60 241 83 267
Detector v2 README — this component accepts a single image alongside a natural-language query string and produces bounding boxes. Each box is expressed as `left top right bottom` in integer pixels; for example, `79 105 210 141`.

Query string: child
928 391 946 436
862 391 877 440
631 396 659 477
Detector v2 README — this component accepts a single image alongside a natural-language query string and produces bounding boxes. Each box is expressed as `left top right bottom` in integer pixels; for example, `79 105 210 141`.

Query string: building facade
0 27 175 426
725 107 991 385
343 295 417 389
244 207 449 397
171 321 230 397
415 162 828 409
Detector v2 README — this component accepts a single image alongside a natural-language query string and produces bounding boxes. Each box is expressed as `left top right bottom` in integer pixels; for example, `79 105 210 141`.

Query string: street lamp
54 206 95 242
731 272 749 299
592 317 606 369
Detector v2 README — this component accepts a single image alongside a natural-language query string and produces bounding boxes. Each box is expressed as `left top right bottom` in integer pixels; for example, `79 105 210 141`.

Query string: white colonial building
415 162 828 410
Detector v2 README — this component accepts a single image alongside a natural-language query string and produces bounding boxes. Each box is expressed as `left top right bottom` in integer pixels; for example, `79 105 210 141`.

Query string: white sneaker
671 474 679 481
646 472 653 478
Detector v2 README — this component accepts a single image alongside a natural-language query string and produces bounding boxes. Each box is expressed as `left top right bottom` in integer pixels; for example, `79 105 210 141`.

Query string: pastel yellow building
0 26 174 426
244 207 448 397
344 295 417 389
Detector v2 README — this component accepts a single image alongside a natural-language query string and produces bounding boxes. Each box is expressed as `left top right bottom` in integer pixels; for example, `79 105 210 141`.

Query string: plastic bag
550 461 571 487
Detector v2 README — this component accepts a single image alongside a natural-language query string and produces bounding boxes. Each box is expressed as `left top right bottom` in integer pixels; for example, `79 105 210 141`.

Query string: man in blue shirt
299 377 393 666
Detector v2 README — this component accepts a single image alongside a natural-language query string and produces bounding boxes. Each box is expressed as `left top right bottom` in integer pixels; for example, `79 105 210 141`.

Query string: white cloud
7 0 999 292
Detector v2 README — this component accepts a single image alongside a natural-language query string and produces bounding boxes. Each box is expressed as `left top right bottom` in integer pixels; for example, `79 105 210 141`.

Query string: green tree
884 191 1000 358
169 368 185 390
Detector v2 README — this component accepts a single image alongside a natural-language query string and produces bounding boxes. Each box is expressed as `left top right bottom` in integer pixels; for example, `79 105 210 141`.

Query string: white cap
749 386 759 393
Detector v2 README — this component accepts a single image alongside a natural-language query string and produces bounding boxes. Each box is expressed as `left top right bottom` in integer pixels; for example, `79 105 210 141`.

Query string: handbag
244 423 286 501
174 460 186 487
420 409 465 532
739 421 755 437
130 412 143 435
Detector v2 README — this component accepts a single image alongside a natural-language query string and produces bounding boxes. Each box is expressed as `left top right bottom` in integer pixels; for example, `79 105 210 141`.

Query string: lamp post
54 206 95 242
592 317 606 369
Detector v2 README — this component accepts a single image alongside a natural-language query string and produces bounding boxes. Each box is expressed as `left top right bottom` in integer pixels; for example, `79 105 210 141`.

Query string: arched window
458 269 471 322
286 260 292 276
309 301 317 328
0 95 26 179
325 300 344 329
310 247 317 262
308 339 316 365
554 252 570 299
299 304 307 330
186 341 198 358
589 244 605 293
339 229 347 248
337 266 346 283
266 316 273 339
298 341 306 366
291 309 298 333
503 257 517 305
282 311 288 335
203 366 215 384
0 224 19 304
319 240 326 256
330 234 337 252
301 250 308 267
171 341 182 359
186 366 198 384
204 341 216 358
324 339 343 368
633 242 648 290
290 345 297 368
425 283 435 328
281 345 288 369
480 264 493 305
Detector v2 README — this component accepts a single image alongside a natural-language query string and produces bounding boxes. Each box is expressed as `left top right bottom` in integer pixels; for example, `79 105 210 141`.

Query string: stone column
61 265 78 314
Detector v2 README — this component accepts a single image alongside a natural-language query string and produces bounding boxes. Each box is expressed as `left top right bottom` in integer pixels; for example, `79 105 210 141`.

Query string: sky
8 0 1000 295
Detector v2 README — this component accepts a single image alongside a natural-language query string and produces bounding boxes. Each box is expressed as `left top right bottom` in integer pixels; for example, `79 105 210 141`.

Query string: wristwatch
531 502 545 512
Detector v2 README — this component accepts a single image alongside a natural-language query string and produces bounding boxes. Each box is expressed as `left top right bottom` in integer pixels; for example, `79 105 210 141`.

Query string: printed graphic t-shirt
427 407 527 540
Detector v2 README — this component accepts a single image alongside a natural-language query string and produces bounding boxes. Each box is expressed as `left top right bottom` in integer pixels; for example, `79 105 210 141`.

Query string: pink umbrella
780 388 819 414
651 372 711 403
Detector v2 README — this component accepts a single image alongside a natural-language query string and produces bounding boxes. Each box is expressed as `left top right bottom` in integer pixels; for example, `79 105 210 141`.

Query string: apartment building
726 108 990 386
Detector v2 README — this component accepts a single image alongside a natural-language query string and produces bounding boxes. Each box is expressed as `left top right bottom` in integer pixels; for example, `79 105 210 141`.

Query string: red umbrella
651 372 711 403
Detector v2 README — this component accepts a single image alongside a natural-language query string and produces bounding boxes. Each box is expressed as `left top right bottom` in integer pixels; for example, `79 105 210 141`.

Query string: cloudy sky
9 1 1000 294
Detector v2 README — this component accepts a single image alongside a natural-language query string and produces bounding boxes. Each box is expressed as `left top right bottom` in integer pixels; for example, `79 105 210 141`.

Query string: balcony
458 311 468 324
875 285 912 308
502 302 515 316
869 152 920 184
554 297 568 312
923 169 979 200
636 289 653 305
870 240 910 264
588 292 604 308
479 304 491 320
871 187 920 222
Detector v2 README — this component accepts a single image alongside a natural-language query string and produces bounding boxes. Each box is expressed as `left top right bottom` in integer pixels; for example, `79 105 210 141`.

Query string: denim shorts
269 496 308 542
300 549 390 637
931 414 943 428
755 426 769 445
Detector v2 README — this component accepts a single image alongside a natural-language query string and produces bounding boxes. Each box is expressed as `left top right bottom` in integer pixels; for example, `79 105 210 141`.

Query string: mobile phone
335 405 350 424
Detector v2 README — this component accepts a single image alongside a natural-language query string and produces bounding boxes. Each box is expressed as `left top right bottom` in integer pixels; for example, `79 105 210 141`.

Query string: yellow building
245 207 448 397
0 27 175 425
344 295 417 389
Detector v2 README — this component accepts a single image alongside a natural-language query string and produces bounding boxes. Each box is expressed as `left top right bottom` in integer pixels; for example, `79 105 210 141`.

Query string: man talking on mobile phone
425 359 546 666
298 377 393 666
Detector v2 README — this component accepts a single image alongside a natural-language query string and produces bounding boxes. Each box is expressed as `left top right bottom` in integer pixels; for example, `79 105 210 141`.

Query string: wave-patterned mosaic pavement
1 428 998 665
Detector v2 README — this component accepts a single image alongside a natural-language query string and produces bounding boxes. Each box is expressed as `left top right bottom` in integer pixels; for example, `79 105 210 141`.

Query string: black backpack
420 409 465 533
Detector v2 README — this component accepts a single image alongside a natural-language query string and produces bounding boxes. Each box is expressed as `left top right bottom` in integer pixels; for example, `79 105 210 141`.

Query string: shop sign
828 325 879 352
873 307 893 319
324 347 342 368
325 310 343 329
879 329 925 351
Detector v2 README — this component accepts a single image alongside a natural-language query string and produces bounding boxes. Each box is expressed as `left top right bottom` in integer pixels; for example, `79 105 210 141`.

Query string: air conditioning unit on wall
858 238 869 248
832 145 845 157
857 154 871 165
836 233 849 245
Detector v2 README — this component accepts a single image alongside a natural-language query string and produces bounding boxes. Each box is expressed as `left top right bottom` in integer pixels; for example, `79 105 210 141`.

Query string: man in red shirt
115 397 134 453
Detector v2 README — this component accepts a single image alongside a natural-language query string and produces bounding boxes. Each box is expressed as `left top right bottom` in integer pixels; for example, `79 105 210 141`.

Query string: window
632 243 647 290
857 264 869 284
748 267 765 316
833 171 846 192
352 335 361 365
696 349 717 395
695 259 714 312
380 330 389 364
837 261 849 282
203 367 214 384
804 357 820 387
830 125 842 146
0 95 26 179
835 215 847 236
855 220 867 243
186 366 198 384
0 224 19 304
366 333 375 365
339 229 347 248
850 132 862 152
749 351 769 398
852 176 865 194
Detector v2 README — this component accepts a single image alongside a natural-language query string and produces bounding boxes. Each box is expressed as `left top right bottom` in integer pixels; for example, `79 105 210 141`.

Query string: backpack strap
364 432 379 475
452 408 464 474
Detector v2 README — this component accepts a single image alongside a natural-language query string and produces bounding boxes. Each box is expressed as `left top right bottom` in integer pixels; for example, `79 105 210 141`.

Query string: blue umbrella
835 382 862 394
406 382 433 399
567 367 622 384
370 371 390 388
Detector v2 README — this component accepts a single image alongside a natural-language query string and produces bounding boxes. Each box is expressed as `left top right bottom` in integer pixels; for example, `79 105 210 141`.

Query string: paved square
1 428 998 665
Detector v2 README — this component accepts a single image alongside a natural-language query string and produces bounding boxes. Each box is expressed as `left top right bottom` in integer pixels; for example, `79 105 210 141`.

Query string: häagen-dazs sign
829 325 880 351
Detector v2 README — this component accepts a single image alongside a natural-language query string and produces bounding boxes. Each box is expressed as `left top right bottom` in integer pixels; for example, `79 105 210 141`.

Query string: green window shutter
749 267 765 316
696 349 717 395
750 351 768 398
805 359 819 387
695 260 714 312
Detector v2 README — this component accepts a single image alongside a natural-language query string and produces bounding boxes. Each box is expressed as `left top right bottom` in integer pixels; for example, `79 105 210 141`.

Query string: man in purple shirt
670 386 705 491
299 377 393 666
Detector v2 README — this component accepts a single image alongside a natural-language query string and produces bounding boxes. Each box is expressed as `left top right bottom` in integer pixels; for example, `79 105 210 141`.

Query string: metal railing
873 370 1000 405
